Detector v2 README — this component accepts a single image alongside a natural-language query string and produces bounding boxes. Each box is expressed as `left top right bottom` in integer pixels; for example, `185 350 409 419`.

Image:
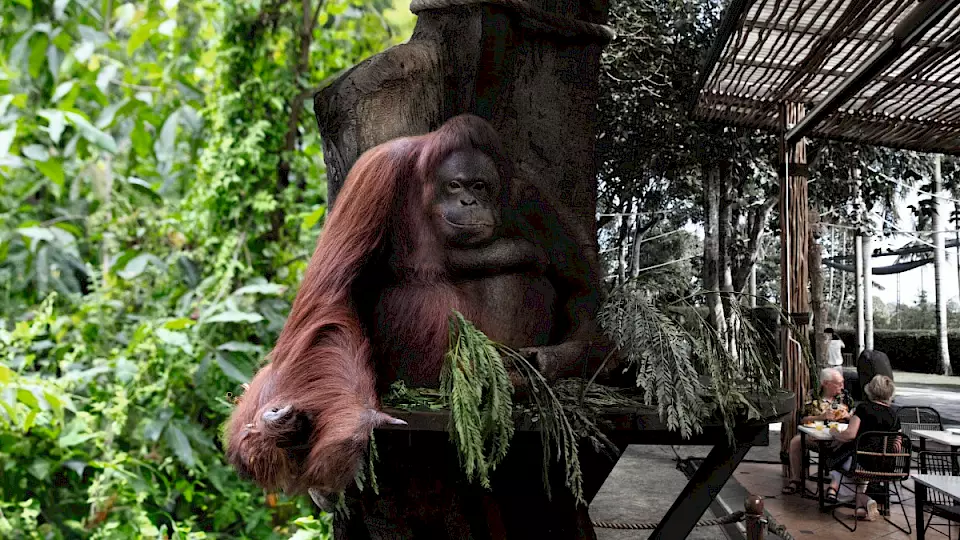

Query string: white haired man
782 367 853 495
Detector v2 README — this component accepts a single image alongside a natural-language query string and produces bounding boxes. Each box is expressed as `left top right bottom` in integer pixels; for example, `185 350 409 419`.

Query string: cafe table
799 422 847 511
913 430 960 474
912 473 960 540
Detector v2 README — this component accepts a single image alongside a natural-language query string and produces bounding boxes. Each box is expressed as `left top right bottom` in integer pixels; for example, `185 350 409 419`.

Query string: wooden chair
917 450 960 539
831 431 912 534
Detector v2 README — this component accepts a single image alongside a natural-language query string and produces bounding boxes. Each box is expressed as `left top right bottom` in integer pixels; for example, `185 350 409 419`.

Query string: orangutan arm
445 236 549 277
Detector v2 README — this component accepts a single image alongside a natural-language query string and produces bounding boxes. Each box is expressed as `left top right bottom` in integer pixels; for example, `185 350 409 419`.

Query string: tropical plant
0 0 413 536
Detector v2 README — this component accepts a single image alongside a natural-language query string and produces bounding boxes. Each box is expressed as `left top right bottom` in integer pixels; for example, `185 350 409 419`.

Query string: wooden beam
688 0 750 112
785 0 960 144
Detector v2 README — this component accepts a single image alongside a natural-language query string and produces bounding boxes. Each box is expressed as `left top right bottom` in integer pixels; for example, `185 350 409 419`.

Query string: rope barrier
592 508 797 540
592 510 745 530
409 0 616 42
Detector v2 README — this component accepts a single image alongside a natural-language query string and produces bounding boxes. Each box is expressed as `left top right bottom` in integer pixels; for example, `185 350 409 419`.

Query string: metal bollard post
745 494 765 540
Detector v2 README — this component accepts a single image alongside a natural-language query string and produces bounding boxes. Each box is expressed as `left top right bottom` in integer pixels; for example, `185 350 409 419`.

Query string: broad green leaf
163 318 195 330
36 159 64 187
0 127 16 156
23 410 38 431
125 177 163 204
28 459 50 480
302 205 327 230
21 144 49 161
43 391 63 417
17 227 56 244
29 34 48 78
51 80 75 103
95 63 119 93
217 342 262 353
113 4 136 31
53 222 83 238
17 389 40 410
0 365 12 383
215 353 250 383
15 0 32 9
233 283 286 295
38 110 66 143
116 253 154 279
46 44 61 80
144 408 174 442
128 21 159 56
131 119 150 156
158 19 177 36
63 460 86 477
166 424 196 467
53 0 70 20
154 110 178 164
0 95 13 118
155 328 193 355
95 98 129 129
65 112 117 153
205 311 265 324
74 41 95 63
59 422 95 447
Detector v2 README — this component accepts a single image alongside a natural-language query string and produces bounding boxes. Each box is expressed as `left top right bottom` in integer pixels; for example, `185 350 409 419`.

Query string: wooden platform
334 391 794 539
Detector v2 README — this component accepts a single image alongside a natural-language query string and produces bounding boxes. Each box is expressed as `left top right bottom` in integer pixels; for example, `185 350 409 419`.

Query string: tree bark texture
312 4 612 538
703 164 726 336
808 213 827 366
778 102 809 477
314 3 608 249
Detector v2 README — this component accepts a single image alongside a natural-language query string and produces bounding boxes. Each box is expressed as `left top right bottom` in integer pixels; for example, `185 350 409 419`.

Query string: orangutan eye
472 182 486 191
448 181 462 191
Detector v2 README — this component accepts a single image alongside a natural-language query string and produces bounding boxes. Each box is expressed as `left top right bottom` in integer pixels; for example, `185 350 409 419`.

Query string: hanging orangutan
225 114 609 500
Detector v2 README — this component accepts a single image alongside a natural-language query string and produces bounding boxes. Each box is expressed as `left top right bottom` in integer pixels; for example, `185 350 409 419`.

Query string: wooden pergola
693 0 960 469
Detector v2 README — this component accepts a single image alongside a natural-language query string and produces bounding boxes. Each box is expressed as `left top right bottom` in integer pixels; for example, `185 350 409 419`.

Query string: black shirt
828 400 900 470
853 401 900 434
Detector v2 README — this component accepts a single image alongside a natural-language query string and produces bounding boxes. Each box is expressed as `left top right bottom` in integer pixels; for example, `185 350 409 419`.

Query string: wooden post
744 494 765 540
779 101 810 478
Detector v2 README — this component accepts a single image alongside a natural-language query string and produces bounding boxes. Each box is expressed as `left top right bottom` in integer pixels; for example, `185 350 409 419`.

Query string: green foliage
387 314 599 505
600 285 796 441
0 0 414 536
441 313 514 490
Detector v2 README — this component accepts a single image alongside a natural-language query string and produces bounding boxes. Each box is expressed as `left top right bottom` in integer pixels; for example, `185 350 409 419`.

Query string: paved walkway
591 445 726 540
589 373 960 540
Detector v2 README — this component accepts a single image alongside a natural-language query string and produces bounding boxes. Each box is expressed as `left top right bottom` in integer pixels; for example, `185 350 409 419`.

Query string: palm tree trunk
934 154 952 375
834 229 847 328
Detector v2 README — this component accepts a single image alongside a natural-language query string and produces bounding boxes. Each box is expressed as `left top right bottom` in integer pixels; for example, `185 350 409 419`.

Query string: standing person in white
825 327 845 367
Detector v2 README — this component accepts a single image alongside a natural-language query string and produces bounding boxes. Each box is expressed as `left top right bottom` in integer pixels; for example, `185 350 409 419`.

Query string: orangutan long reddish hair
225 115 520 496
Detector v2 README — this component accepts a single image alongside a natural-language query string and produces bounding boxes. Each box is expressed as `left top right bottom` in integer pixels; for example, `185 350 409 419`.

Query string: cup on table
813 421 824 430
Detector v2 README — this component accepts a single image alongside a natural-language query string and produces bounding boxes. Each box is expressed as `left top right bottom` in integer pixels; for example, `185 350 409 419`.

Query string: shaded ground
590 374 960 539
591 445 727 540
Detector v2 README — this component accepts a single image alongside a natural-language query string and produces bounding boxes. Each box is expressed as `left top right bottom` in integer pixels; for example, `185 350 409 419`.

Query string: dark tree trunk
703 164 725 335
312 3 613 538
809 212 828 366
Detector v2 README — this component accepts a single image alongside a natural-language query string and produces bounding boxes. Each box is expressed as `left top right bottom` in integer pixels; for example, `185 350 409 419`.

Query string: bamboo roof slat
693 0 960 154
